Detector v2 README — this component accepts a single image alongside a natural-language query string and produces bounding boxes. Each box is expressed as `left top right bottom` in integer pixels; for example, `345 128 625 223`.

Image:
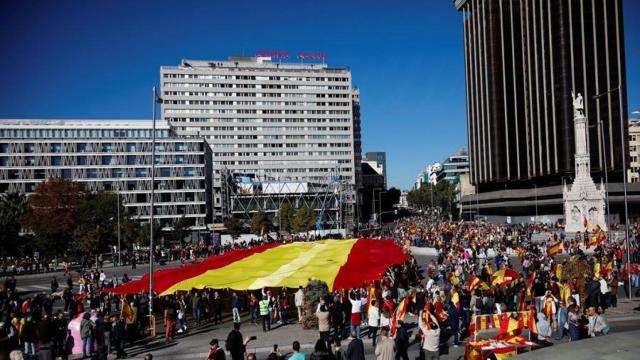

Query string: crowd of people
1 215 639 360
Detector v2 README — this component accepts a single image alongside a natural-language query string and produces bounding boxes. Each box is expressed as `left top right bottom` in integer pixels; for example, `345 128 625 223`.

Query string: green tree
172 215 191 245
250 211 271 236
301 280 330 329
407 181 458 217
0 192 27 257
20 178 86 256
137 221 163 248
73 191 119 255
292 207 317 233
277 203 295 233
223 216 244 240
121 217 141 250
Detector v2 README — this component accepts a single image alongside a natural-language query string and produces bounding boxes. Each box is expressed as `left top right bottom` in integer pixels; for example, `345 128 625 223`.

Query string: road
8 260 183 295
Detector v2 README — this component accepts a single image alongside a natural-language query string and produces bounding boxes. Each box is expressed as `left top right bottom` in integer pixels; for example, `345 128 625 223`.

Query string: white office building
160 56 361 225
0 119 212 230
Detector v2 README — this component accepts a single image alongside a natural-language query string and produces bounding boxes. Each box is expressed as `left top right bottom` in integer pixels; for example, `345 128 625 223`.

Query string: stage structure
220 167 353 231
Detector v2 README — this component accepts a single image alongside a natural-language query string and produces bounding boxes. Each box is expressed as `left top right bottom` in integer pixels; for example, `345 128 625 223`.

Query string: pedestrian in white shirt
294 286 304 323
368 299 381 347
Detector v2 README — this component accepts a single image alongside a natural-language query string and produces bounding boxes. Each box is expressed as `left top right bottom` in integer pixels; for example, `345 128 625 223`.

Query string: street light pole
149 86 160 319
594 87 631 298
534 184 538 223
598 120 611 237
117 187 121 266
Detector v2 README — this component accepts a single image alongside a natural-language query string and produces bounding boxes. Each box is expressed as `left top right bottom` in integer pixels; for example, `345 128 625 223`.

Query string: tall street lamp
593 87 631 299
149 86 162 321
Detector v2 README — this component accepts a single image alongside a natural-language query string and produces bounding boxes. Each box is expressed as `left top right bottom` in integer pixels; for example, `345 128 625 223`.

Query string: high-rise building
160 56 361 225
0 119 212 230
454 0 633 219
363 152 387 188
437 147 470 185
628 118 640 183
455 0 628 190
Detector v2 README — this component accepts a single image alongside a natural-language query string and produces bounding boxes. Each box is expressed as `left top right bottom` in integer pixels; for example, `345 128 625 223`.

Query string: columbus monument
563 92 607 234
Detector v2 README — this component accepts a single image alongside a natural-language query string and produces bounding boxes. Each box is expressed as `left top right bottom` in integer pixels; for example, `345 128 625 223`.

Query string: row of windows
173 126 350 132
168 117 351 124
163 91 351 98
0 142 201 153
211 151 352 157
166 109 350 115
1 167 202 180
164 100 350 107
0 129 169 139
163 83 350 90
0 154 201 167
212 163 353 173
163 74 349 82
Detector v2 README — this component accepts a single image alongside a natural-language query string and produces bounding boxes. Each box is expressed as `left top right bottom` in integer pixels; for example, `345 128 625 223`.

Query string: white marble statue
563 91 606 235
572 91 584 117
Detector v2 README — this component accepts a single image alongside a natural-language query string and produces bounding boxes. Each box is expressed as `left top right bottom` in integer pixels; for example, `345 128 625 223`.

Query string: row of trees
223 204 319 239
0 178 191 259
406 181 458 217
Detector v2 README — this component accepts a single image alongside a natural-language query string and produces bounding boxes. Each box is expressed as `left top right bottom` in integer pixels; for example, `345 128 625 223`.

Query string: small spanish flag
592 224 601 234
525 272 536 297
121 299 134 322
547 242 563 257
583 216 589 230
589 231 606 248
601 261 613 276
467 275 489 292
493 346 518 359
391 296 408 336
451 291 461 309
491 269 522 287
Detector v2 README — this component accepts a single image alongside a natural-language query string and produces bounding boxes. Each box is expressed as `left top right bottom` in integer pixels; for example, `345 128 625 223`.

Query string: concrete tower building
160 56 361 224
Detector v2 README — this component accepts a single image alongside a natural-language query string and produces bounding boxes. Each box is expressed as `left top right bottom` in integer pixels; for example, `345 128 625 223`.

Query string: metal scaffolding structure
220 167 353 231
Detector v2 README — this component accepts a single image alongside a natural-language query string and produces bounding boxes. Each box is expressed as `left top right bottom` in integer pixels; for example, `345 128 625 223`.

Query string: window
52 156 62 166
112 168 123 178
127 156 136 165
78 156 87 165
160 168 170 177
51 143 62 153
102 143 112 152
24 144 35 153
102 156 113 165
127 143 137 152
0 157 7 166
87 169 97 178
135 168 147 177
62 169 72 178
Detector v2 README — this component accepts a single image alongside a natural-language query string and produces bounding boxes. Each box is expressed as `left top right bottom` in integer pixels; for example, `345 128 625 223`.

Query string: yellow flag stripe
160 239 357 295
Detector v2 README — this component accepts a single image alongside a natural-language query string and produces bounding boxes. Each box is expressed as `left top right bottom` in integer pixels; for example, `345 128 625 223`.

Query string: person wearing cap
207 338 226 360
374 326 395 360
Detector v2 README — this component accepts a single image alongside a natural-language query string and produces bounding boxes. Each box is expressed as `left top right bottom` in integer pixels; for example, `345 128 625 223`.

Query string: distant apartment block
0 119 212 229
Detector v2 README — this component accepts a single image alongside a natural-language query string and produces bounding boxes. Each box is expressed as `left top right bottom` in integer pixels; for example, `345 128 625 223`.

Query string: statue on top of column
572 91 584 117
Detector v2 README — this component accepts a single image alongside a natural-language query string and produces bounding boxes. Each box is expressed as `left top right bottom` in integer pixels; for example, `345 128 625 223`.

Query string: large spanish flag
111 239 408 295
